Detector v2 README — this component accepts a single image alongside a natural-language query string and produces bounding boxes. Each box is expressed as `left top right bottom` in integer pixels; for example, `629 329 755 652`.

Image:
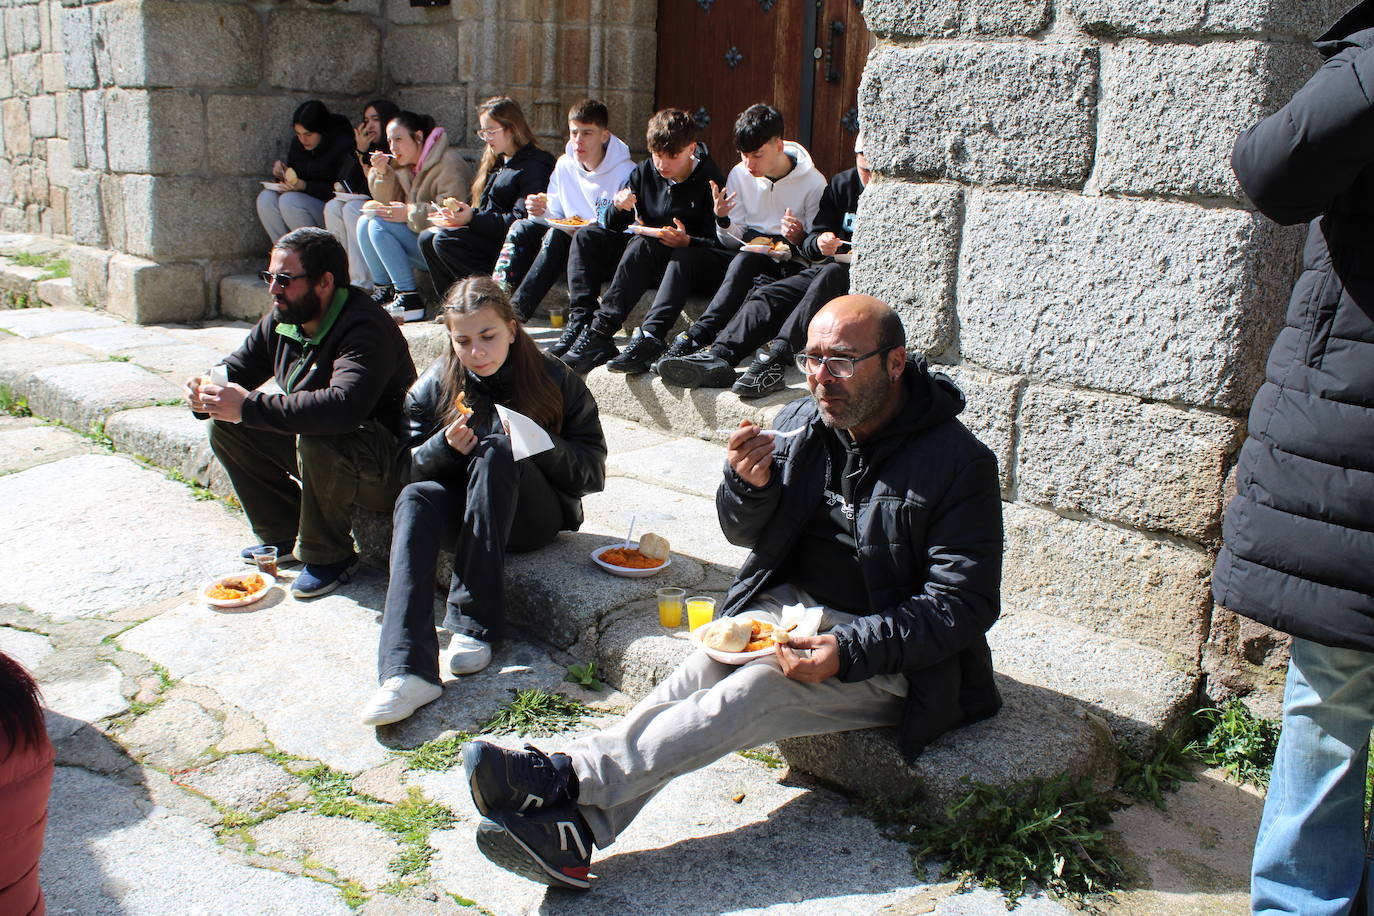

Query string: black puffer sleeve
530 358 607 497
1232 33 1374 225
398 360 467 482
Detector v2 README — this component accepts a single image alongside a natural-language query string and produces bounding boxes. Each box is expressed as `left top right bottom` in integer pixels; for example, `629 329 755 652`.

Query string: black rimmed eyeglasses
259 271 307 288
794 346 893 378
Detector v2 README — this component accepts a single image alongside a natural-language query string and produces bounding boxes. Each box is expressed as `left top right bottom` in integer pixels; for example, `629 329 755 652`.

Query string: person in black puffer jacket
460 296 1003 891
360 276 606 727
256 99 365 244
418 97 556 298
1212 3 1374 912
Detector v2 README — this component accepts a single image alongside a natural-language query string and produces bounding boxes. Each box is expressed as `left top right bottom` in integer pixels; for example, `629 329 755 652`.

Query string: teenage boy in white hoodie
605 104 826 375
495 99 636 322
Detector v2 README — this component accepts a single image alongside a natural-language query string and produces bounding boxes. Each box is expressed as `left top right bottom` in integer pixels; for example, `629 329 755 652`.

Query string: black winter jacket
599 143 726 248
219 287 416 437
800 168 865 261
286 114 366 202
466 144 557 242
716 359 1004 760
1213 9 1374 653
399 352 607 531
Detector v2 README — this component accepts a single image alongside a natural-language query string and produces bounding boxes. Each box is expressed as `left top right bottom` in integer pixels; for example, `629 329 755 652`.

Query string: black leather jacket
716 358 1004 760
399 351 607 530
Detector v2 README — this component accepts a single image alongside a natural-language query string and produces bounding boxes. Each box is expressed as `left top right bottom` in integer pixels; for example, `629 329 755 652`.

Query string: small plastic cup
209 364 229 387
549 312 565 328
250 546 278 577
686 596 716 632
656 587 685 628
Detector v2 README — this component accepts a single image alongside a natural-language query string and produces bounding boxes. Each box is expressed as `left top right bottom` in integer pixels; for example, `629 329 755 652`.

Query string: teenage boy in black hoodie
558 109 726 374
656 142 870 398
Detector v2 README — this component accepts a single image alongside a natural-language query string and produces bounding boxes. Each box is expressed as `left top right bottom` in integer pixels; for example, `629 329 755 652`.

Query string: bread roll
362 200 386 211
638 533 669 561
284 167 298 184
701 617 751 652
443 197 462 212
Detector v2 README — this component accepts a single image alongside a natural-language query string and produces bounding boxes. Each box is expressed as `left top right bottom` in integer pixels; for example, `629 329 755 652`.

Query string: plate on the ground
334 191 370 202
740 243 791 261
590 544 671 578
542 216 594 235
261 181 291 192
202 571 276 608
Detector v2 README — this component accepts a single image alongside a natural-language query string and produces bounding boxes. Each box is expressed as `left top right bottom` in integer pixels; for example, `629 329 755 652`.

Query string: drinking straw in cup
656 587 685 628
686 596 716 632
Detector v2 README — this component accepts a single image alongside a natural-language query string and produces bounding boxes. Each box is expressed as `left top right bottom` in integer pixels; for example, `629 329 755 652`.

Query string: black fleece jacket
398 351 607 531
598 143 726 248
715 358 1004 760
285 114 366 202
218 287 417 438
800 168 865 261
465 144 557 241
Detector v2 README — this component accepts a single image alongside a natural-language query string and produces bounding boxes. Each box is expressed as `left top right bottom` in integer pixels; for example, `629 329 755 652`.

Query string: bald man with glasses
460 294 1005 891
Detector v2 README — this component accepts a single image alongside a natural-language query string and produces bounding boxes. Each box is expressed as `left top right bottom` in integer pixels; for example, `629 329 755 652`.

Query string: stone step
218 273 269 323
36 276 78 309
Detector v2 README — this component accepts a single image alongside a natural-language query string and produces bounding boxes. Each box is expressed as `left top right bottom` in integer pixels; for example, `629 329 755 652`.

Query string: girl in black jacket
418 97 556 297
256 100 365 244
361 276 607 726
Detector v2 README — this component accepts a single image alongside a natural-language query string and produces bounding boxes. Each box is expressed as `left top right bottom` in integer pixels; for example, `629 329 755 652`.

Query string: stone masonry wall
853 0 1321 703
0 0 656 322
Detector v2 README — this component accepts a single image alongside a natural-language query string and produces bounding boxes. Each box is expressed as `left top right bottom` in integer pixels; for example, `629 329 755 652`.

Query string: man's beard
813 374 888 430
274 286 324 326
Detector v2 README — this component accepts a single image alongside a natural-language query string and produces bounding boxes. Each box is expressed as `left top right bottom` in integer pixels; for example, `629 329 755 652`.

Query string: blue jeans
357 215 424 291
1252 636 1374 915
256 189 326 244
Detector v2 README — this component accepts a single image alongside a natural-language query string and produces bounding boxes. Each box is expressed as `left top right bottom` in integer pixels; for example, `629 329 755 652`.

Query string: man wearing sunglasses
461 294 1003 890
186 228 417 598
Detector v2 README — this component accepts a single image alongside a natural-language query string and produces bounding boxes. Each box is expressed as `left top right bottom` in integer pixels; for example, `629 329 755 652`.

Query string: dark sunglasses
259 271 308 288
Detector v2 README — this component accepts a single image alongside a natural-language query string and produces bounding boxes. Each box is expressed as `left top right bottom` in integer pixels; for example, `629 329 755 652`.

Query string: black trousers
505 220 573 318
377 435 563 685
679 250 798 344
208 418 400 564
714 262 851 365
580 235 731 339
419 225 504 301
565 225 633 325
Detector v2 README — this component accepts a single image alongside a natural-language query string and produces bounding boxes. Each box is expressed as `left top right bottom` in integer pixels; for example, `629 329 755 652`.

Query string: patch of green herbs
397 731 473 771
869 775 1127 908
108 354 131 362
482 688 603 736
1187 699 1280 788
738 748 784 769
565 661 603 690
1115 733 1197 808
0 386 32 418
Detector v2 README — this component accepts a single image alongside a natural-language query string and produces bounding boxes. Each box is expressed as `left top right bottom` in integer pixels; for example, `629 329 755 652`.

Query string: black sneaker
605 328 666 374
548 319 588 358
732 341 792 399
394 291 427 322
476 804 593 890
657 348 737 389
654 331 701 370
369 284 396 306
563 329 618 374
463 740 577 817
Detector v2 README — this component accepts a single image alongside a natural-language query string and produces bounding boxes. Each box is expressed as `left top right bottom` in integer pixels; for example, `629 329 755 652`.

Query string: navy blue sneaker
463 740 577 816
239 540 295 565
476 804 593 890
290 555 360 598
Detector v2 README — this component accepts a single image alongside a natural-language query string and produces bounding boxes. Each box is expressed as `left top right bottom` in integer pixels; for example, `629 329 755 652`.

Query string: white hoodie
716 140 827 248
545 133 636 221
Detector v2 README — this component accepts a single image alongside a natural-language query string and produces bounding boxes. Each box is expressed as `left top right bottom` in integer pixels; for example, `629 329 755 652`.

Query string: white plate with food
832 251 853 264
542 215 594 234
692 605 823 665
334 191 371 202
202 571 276 608
626 223 668 239
740 238 791 261
590 532 672 578
261 181 291 192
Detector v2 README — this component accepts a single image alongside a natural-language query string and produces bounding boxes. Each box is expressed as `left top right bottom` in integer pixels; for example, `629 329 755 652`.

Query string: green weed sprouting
1116 733 1197 808
1187 699 1281 788
0 386 32 418
482 688 604 736
565 661 604 690
869 775 1127 908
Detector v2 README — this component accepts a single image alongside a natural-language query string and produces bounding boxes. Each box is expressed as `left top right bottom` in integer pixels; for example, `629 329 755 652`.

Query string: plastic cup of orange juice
549 312 565 328
656 587 685 628
686 596 715 632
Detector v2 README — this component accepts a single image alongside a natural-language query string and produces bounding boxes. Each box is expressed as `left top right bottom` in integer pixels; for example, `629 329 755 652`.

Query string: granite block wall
854 0 1321 701
0 0 657 320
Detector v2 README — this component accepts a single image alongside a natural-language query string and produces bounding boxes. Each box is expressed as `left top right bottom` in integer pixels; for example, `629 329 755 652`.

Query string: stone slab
266 9 379 94
583 364 798 443
0 624 52 671
36 277 78 310
939 364 1022 495
104 88 206 176
863 0 1051 37
24 360 183 432
252 811 404 889
1002 502 1212 657
989 609 1199 753
0 306 117 338
384 24 459 85
599 414 673 455
1017 385 1241 541
849 180 963 356
100 0 262 90
53 325 183 354
0 454 250 621
107 253 208 324
957 191 1303 410
605 435 726 499
103 405 223 490
1068 0 1339 37
1096 41 1318 200
0 337 99 388
400 321 449 372
0 263 49 296
0 423 97 473
118 342 230 382
42 766 353 915
861 43 1097 189
173 752 305 816
218 272 269 323
122 175 264 262
119 697 225 769
159 322 252 354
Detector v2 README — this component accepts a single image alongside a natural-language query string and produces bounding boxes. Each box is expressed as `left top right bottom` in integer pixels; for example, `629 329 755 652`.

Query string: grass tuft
482 688 603 737
738 748 784 769
397 731 472 772
1116 734 1197 808
1187 699 1280 788
0 386 32 418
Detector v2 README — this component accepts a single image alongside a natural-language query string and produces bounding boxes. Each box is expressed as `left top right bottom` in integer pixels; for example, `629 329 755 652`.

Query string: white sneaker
448 632 493 675
360 674 443 726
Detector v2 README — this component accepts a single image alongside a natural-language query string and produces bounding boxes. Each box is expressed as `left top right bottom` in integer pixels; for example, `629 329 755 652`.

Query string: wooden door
655 0 868 179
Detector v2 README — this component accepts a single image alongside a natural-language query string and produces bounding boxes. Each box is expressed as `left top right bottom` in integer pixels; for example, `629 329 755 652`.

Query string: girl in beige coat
359 111 474 321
